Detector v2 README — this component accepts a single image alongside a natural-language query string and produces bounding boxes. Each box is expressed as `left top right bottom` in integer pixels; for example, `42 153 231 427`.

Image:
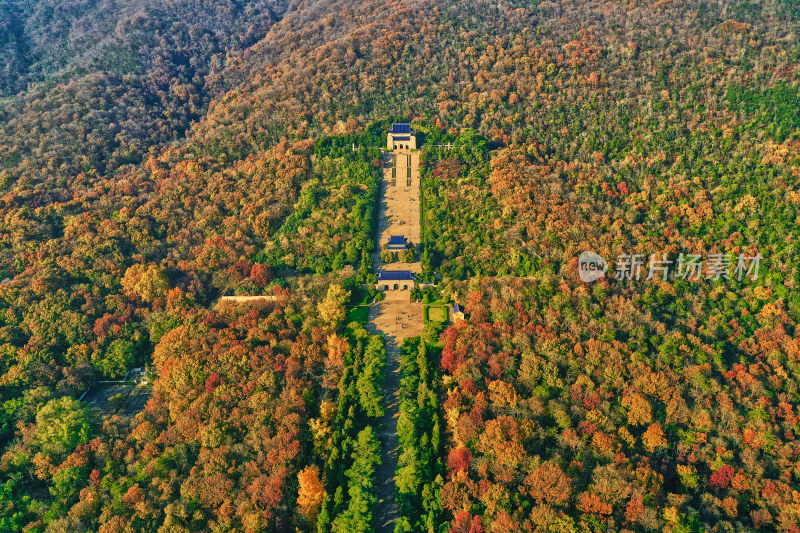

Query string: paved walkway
366 299 423 532
370 147 422 533
375 150 422 273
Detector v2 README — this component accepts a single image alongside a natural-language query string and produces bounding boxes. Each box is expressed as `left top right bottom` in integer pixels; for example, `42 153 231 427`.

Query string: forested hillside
0 0 799 530
0 0 292 189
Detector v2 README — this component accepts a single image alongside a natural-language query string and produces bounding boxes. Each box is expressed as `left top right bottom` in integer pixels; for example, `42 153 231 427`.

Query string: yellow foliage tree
297 465 325 523
621 393 652 426
122 264 169 303
488 380 519 408
317 284 349 329
642 422 668 451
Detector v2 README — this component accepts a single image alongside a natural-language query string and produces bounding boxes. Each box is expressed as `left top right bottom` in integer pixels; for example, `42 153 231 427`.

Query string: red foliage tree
205 371 222 393
711 465 735 489
250 263 273 288
448 446 473 473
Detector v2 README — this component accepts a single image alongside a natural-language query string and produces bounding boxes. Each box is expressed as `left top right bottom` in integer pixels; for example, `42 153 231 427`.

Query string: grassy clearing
347 305 370 324
423 304 449 324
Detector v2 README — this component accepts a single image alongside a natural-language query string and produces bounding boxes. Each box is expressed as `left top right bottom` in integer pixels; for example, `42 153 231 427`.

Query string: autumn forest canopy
1 0 800 531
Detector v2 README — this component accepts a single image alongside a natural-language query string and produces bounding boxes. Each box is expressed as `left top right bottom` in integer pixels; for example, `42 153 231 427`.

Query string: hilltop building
387 123 416 150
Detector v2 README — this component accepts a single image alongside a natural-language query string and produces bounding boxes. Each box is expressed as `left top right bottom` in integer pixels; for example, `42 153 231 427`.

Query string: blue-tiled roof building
387 123 416 150
377 270 415 281
387 235 407 250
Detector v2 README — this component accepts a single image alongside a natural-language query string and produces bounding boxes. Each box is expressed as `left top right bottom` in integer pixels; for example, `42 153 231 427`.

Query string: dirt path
370 147 422 532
